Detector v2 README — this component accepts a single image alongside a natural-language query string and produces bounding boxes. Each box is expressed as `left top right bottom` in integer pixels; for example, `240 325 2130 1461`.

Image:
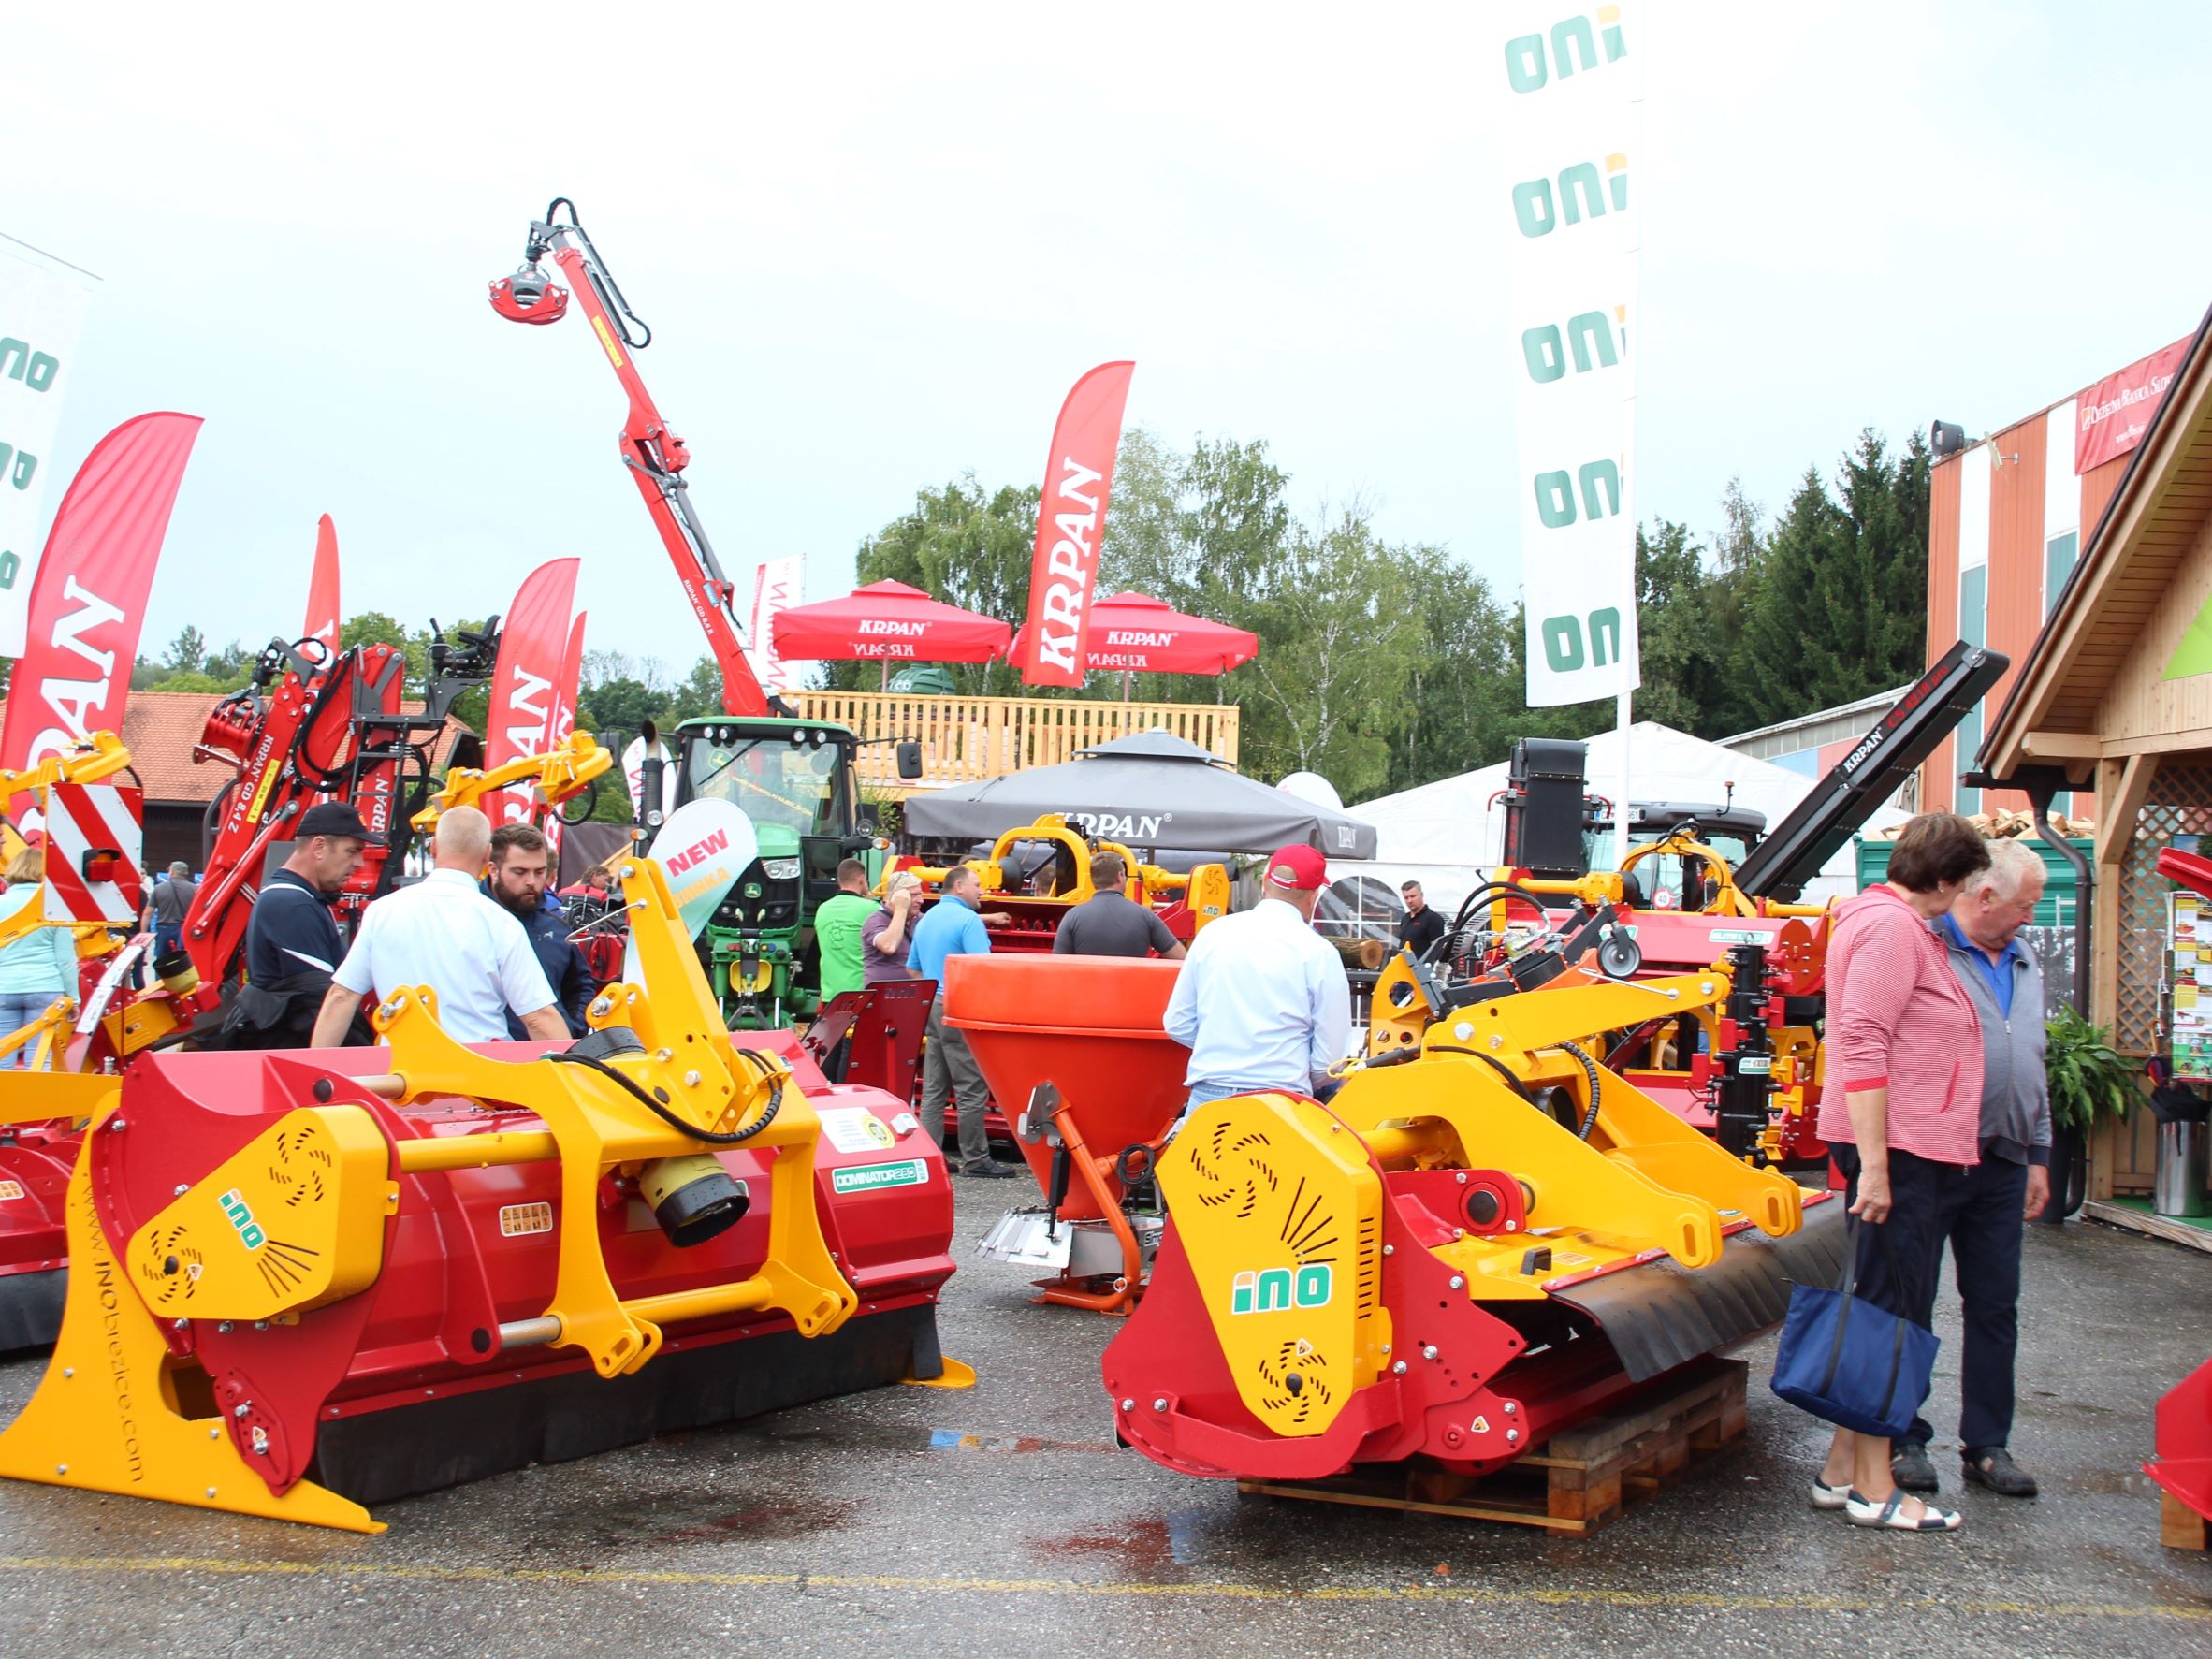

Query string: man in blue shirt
911 865 1013 1177
1891 837 2052 1502
1165 843 1351 1114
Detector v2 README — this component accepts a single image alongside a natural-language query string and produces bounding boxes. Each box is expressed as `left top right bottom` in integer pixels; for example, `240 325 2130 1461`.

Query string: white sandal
1845 1488 1961 1531
1811 1477 1852 1510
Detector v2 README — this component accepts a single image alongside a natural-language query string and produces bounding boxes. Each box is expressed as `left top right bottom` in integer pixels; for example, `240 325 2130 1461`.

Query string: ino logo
1504 8 1629 94
1522 308 1626 384
1512 154 1630 240
218 1186 267 1251
1541 607 1624 674
1230 1263 1332 1316
1534 458 1621 529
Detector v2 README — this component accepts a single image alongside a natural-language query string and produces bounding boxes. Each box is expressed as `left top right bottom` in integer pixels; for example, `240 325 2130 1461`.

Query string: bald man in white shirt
311 806 567 1048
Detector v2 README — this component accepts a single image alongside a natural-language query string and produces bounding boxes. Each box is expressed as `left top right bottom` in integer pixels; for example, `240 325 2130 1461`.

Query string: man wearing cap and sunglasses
1163 843 1353 1116
218 799 379 1049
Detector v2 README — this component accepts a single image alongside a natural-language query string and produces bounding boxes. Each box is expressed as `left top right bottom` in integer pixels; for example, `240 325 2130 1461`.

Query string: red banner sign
544 609 587 862
2076 336 2191 474
1018 362 1135 688
485 558 580 827
303 513 342 659
0 412 202 821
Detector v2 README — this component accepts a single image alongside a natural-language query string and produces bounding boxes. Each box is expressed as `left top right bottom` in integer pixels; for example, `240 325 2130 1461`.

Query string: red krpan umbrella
1013 590 1259 697
771 579 1012 689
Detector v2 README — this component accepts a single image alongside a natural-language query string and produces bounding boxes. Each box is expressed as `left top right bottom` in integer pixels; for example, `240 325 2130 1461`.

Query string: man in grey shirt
1891 837 2052 1502
1053 851 1186 960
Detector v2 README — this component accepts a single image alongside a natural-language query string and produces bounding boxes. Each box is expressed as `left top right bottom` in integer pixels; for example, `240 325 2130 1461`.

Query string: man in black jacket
485 822 593 1038
216 800 376 1049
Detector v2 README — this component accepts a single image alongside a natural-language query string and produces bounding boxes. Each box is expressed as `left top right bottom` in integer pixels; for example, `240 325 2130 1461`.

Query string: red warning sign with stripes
41 783 145 924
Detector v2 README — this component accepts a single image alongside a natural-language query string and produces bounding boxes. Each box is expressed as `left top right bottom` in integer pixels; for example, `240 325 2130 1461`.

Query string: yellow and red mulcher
0 845 962 1533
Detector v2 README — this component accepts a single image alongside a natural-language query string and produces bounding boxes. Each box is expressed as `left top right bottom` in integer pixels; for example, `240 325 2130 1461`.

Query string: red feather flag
302 513 342 660
484 558 580 829
1019 362 1134 688
0 412 202 822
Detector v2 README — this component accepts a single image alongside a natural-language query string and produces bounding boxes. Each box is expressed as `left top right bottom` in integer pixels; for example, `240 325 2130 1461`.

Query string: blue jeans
0 991 60 1070
1177 1075 1335 1119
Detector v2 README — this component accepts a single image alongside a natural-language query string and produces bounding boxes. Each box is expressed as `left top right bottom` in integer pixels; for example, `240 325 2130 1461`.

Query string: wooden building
1974 305 2212 1198
1924 329 2194 820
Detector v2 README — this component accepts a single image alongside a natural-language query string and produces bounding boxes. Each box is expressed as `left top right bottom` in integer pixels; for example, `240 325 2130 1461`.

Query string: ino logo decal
1230 1263 1333 1316
218 1186 266 1251
1505 9 1629 95
1539 607 1624 674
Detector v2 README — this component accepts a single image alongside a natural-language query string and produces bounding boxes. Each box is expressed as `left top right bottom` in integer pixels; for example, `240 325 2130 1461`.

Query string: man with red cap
1163 842 1352 1115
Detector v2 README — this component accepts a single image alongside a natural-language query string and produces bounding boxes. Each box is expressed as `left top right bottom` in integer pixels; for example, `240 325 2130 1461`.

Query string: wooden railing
790 691 1241 791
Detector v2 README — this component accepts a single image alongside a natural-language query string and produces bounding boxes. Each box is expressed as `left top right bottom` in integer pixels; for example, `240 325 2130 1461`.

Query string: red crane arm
488 201 774 719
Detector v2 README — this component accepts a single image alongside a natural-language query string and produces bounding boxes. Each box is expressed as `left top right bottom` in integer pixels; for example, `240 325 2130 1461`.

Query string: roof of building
119 691 473 806
1976 301 2212 785
1718 683 1914 757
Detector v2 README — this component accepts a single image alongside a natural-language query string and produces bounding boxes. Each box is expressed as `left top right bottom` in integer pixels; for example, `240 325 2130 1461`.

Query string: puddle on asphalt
1031 1508 1215 1575
649 1496 857 1545
924 1428 1116 1455
735 1419 1116 1457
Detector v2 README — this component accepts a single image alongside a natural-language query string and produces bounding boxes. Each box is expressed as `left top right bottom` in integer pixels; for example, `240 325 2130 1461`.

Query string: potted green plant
2040 1006 2135 1222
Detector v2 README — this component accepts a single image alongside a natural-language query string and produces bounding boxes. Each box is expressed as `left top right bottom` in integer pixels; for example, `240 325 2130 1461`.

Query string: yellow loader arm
411 729 614 835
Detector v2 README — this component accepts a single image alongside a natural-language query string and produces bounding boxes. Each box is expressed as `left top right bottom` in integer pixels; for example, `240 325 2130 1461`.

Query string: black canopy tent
899 732 1379 859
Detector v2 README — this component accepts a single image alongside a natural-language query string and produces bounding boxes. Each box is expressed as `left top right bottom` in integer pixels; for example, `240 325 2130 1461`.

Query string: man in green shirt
814 859 878 1002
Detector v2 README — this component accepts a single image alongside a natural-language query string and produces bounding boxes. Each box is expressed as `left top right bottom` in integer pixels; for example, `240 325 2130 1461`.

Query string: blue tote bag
1769 1217 1939 1438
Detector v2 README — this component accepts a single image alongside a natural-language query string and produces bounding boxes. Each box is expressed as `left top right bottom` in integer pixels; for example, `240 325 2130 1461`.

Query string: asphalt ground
0 1176 2205 1658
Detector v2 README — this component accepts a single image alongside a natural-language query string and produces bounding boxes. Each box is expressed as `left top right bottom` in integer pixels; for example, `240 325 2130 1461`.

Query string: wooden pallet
2162 1491 2210 1551
1238 1357 1748 1536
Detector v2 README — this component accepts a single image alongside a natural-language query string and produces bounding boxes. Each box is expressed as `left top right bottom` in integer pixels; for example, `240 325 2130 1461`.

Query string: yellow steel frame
409 728 615 835
898 812 1229 934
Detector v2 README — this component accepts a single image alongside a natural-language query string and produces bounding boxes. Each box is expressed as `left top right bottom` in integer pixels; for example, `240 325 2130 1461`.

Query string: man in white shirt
310 805 567 1047
1163 843 1352 1114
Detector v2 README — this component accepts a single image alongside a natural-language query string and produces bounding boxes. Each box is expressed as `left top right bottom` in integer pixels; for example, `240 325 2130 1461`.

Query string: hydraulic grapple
0 853 958 1532
1099 971 1844 1482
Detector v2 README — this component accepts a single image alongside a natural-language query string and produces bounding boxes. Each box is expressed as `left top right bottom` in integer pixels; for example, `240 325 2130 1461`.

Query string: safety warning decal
499 1202 554 1236
817 1106 897 1156
0 1180 22 1201
829 1158 927 1196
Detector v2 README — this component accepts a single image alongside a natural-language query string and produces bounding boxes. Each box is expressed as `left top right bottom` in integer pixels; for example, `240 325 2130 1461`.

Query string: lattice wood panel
2117 761 2212 1054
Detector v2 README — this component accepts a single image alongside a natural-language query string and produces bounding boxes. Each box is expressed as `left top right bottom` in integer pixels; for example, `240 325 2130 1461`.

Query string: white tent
1332 721 1908 913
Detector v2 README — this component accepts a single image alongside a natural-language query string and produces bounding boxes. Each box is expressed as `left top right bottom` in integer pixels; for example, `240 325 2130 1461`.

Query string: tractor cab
668 716 872 1024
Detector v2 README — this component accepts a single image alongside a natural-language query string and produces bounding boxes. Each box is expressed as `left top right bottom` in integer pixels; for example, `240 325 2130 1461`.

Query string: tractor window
684 735 850 837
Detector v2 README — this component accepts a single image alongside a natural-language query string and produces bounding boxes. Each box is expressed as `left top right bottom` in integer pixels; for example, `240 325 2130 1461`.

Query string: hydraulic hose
547 1044 783 1145
1560 1039 1602 1140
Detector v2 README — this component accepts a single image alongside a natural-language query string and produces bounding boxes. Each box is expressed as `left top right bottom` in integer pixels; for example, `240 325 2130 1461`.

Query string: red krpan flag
302 513 342 661
483 557 580 828
543 608 587 862
1018 361 1134 688
0 412 203 823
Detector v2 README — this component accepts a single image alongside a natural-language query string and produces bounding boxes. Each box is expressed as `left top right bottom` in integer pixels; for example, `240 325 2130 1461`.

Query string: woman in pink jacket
1811 811 1991 1533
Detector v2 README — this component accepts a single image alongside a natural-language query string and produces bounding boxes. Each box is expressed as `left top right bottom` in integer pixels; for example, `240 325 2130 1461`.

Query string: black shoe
1961 1447 2038 1497
960 1160 1019 1179
1891 1442 1940 1493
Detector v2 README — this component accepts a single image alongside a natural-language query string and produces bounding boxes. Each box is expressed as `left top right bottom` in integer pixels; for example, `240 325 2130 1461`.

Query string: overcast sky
11 3 2209 676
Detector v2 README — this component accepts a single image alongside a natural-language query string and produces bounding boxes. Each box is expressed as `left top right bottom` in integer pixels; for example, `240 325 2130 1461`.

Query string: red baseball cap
1263 843 1328 892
